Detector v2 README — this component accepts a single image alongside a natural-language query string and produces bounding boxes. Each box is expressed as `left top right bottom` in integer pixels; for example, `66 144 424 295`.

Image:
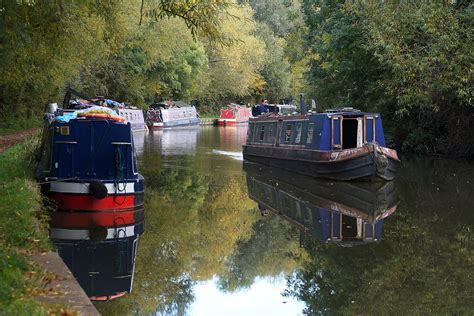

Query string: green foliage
301 0 474 156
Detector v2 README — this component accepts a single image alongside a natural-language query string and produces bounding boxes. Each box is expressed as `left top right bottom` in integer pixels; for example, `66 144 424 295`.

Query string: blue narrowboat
243 105 400 181
244 162 399 245
36 90 144 300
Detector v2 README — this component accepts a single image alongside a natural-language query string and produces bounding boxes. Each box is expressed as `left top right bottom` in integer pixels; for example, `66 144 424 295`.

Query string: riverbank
0 133 97 314
200 117 218 125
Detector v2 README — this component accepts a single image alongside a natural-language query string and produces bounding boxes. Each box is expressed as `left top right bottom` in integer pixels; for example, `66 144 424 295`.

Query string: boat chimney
311 99 316 111
48 103 58 114
299 93 307 115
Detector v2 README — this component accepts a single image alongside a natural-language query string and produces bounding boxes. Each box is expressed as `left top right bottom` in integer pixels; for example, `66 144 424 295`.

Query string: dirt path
0 128 39 153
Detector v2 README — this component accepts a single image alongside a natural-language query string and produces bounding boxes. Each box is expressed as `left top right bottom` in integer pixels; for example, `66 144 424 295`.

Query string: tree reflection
218 215 307 292
97 158 259 315
284 157 474 315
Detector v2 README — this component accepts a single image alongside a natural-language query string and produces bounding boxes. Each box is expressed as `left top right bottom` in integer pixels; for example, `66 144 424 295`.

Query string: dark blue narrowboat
244 163 399 245
36 90 144 300
243 105 400 181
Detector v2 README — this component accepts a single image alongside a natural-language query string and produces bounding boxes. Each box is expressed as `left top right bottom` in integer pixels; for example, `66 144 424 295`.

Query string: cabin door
331 115 342 150
364 115 376 143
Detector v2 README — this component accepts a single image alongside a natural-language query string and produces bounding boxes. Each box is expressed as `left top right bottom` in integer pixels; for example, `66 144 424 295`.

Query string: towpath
0 127 39 153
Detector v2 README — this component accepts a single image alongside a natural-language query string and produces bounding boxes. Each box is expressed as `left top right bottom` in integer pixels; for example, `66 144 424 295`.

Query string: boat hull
242 144 399 181
217 119 249 126
147 118 200 128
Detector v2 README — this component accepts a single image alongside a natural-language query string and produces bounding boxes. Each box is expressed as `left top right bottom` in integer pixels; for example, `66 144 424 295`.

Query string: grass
0 134 54 315
0 116 42 136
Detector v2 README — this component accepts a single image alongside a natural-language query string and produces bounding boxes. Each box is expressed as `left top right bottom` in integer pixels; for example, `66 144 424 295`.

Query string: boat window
259 125 265 141
284 124 292 143
266 124 274 143
295 122 303 144
307 123 314 144
248 123 254 142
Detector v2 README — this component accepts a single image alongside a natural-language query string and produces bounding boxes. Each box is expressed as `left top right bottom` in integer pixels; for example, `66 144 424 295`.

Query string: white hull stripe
51 225 138 240
49 182 136 194
218 119 237 122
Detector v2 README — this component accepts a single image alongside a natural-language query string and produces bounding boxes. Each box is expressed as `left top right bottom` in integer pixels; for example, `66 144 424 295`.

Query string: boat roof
250 108 379 121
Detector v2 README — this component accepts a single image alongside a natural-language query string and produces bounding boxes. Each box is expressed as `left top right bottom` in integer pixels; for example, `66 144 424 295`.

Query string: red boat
218 104 252 125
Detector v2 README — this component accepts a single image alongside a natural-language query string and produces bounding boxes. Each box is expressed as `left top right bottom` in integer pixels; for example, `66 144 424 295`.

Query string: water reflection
244 162 399 246
54 235 139 300
218 125 248 149
148 127 201 156
132 130 147 156
94 126 473 315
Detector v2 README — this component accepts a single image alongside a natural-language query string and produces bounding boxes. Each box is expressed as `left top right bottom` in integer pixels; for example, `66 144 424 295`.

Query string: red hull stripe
90 292 127 301
49 182 137 194
49 193 137 211
50 208 144 228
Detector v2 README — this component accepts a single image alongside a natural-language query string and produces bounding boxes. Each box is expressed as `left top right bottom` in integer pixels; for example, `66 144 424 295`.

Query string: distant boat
243 104 400 181
251 103 297 117
218 103 252 125
244 162 399 245
146 101 200 128
117 108 147 133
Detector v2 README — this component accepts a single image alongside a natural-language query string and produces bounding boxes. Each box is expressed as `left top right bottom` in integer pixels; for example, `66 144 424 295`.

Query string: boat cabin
247 108 386 150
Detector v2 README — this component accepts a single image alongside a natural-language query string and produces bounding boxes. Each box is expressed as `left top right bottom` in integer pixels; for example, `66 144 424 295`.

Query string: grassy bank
0 134 54 314
0 116 42 136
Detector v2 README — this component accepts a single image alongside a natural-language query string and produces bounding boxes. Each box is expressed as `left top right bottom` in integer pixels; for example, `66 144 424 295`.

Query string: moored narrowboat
145 101 200 128
251 102 296 117
63 90 147 133
244 162 399 245
218 104 252 125
243 105 400 181
36 90 144 300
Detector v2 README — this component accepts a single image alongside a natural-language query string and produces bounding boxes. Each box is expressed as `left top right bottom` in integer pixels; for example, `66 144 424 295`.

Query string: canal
96 126 474 315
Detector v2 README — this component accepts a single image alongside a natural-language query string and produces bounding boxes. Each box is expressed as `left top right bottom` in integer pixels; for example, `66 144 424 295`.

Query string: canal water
96 126 474 315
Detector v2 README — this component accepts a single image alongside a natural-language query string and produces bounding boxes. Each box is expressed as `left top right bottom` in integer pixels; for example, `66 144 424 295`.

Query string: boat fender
375 155 389 174
89 181 108 199
89 226 108 241
40 183 51 195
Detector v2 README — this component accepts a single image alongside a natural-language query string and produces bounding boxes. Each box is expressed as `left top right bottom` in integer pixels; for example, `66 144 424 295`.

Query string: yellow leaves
251 76 267 94
202 3 264 97
322 32 332 45
321 61 332 71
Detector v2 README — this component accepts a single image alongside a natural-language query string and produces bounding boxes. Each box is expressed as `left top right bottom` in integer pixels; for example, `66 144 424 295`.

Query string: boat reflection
54 235 139 300
244 162 399 246
150 127 200 156
132 130 147 156
218 125 248 148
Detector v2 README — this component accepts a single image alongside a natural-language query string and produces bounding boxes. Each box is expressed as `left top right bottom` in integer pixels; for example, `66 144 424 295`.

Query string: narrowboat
243 105 400 181
117 108 148 133
36 90 144 300
64 90 147 133
251 103 297 117
146 101 200 128
218 104 252 125
244 162 399 245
